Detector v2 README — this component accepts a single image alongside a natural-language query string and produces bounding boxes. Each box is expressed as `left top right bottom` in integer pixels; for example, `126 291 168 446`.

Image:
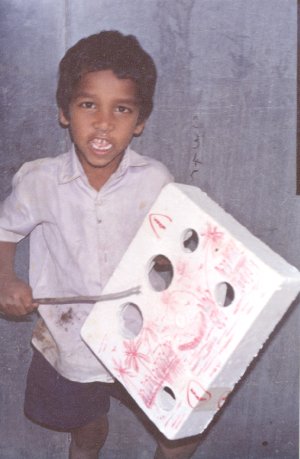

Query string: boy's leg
154 435 201 459
69 415 109 459
24 350 111 459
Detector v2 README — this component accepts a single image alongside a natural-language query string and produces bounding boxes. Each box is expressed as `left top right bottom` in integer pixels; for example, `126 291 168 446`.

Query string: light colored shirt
0 146 173 382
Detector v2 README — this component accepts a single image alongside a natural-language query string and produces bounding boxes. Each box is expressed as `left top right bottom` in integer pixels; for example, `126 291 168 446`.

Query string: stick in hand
34 286 141 305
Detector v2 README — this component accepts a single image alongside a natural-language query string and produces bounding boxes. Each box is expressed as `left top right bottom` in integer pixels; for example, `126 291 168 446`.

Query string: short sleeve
0 163 43 242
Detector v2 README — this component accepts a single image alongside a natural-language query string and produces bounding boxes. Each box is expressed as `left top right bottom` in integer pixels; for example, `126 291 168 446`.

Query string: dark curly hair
56 30 157 123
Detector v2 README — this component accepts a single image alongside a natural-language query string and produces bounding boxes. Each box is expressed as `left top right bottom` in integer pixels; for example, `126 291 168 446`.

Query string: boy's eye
115 106 131 113
80 101 96 109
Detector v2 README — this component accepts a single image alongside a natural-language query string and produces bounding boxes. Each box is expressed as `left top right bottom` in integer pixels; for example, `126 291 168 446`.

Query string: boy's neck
85 170 111 191
77 150 125 192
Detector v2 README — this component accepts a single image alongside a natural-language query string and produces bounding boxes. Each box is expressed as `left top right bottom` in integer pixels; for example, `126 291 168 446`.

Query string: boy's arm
0 241 38 316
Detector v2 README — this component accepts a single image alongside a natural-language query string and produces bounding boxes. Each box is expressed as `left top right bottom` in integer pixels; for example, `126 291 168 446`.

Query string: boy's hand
0 277 38 316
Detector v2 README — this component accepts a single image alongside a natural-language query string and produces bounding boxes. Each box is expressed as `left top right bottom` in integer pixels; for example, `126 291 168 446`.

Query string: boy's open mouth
90 138 112 153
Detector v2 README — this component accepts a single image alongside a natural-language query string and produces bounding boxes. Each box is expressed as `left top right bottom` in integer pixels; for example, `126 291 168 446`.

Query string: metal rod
34 286 141 305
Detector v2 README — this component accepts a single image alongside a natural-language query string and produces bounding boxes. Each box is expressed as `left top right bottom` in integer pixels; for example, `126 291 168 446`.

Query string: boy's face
59 70 145 182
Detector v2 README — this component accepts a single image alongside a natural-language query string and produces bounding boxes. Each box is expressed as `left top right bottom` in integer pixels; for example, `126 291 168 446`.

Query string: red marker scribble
187 380 212 409
139 374 161 408
218 332 234 356
140 320 158 348
215 240 258 292
113 358 134 386
123 339 149 372
217 391 231 409
202 223 224 249
197 288 227 329
139 343 181 408
178 308 207 351
170 412 186 430
161 289 202 309
175 259 196 286
178 336 202 351
149 213 173 239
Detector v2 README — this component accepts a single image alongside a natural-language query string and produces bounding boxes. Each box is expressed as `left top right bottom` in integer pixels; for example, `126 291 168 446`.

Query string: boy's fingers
2 304 25 317
20 297 38 314
3 295 36 316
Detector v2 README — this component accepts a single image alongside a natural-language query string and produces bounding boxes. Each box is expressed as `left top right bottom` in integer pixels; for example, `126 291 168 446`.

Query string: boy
0 31 200 458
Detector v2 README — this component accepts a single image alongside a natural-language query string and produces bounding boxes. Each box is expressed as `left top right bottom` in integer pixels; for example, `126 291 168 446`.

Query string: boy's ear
59 109 70 127
133 119 146 137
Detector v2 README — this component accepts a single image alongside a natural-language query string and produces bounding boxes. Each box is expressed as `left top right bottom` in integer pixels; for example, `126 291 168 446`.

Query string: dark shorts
24 350 130 431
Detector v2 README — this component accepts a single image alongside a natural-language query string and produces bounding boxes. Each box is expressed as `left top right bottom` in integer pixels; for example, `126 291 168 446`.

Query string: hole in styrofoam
182 228 199 252
148 255 173 291
120 303 143 339
157 386 176 411
215 282 235 307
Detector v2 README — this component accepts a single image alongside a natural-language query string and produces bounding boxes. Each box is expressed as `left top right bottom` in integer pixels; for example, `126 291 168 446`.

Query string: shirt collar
58 145 149 185
58 145 83 184
117 146 149 174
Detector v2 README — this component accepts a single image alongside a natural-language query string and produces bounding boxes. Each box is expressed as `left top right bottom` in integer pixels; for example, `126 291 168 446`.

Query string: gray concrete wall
0 1 298 458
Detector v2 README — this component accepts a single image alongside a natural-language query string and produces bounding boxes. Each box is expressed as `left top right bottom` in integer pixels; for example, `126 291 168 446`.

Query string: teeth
90 138 112 151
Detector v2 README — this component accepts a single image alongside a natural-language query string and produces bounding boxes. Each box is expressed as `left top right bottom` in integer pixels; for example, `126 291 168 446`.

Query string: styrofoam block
81 183 300 440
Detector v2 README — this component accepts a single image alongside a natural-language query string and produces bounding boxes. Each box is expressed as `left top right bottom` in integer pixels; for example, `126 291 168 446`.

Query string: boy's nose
93 111 114 132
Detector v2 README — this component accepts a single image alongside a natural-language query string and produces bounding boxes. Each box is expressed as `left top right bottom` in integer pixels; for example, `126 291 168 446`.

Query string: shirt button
95 206 102 222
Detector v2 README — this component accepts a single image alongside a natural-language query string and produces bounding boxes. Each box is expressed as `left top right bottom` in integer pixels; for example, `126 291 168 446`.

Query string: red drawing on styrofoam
215 240 259 292
113 358 135 385
197 288 227 329
217 391 231 409
157 289 208 352
149 213 173 239
200 223 226 290
158 277 235 365
177 307 207 351
201 223 224 249
161 290 175 308
96 337 109 355
217 331 235 356
193 342 219 376
187 380 212 409
139 320 159 351
176 259 195 283
123 338 149 372
170 412 186 430
139 343 182 408
153 343 182 384
161 289 201 312
139 374 162 408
